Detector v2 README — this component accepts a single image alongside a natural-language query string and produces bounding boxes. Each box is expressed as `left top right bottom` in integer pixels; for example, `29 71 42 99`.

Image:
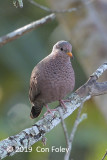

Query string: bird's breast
41 61 75 103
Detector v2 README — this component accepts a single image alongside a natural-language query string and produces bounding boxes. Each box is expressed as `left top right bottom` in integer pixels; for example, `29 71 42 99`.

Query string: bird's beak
67 52 74 59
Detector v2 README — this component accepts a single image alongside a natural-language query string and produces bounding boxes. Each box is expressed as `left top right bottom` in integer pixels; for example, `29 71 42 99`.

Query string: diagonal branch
0 63 107 159
0 13 56 47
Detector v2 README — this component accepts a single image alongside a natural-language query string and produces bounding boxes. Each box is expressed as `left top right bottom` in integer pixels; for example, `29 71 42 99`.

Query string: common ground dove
29 40 75 118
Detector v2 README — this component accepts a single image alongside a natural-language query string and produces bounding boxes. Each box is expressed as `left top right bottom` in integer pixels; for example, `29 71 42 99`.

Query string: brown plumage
29 40 75 118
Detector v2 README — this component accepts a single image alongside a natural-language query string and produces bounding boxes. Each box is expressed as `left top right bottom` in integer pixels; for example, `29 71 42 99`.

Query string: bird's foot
59 99 71 110
43 105 57 117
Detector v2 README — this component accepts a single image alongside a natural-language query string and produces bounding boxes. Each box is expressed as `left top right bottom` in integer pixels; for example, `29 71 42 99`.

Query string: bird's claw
59 99 71 110
43 105 57 118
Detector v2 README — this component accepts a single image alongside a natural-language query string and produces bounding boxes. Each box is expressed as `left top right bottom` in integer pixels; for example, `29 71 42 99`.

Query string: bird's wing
29 58 46 103
29 77 40 103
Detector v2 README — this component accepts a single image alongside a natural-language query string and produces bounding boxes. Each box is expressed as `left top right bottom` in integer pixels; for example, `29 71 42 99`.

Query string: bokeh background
0 0 107 160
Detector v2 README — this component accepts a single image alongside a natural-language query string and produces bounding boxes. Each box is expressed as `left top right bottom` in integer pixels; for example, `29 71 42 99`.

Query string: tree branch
76 62 107 97
0 13 56 47
0 63 107 159
0 1 77 47
1 0 95 47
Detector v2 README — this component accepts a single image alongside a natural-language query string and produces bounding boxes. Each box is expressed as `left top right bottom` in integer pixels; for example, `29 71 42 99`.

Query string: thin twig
28 0 51 12
64 103 84 160
102 151 107 160
28 0 77 13
28 0 95 14
58 108 69 148
69 103 84 143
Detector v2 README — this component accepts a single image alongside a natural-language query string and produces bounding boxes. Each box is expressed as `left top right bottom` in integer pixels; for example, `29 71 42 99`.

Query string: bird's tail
30 105 42 119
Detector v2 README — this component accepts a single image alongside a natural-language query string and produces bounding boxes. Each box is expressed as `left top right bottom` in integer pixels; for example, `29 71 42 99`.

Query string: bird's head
52 40 74 59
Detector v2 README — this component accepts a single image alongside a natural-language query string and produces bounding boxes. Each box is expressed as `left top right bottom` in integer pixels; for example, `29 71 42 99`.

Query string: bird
29 40 75 119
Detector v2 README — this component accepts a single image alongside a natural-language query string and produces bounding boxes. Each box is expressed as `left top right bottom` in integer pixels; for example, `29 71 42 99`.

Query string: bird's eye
60 48 63 51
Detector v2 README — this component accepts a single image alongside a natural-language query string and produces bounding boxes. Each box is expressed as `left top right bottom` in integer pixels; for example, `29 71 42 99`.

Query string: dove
29 40 75 118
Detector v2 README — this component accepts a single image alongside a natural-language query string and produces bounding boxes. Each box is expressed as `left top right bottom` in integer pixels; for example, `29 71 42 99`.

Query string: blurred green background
0 0 107 160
